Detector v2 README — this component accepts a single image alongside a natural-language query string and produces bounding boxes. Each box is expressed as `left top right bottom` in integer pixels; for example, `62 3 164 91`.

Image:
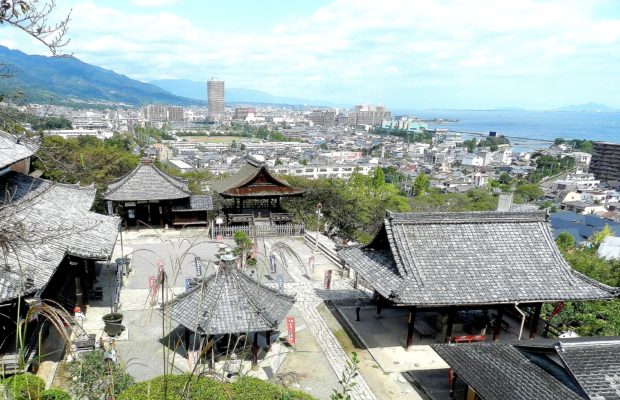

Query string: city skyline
1 0 619 110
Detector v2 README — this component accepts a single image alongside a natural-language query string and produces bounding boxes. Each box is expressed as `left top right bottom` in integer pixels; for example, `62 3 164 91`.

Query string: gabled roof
211 159 304 198
0 172 119 303
171 195 214 212
103 161 190 201
433 337 620 400
432 342 584 400
0 131 38 170
557 338 620 400
166 265 295 335
339 211 618 306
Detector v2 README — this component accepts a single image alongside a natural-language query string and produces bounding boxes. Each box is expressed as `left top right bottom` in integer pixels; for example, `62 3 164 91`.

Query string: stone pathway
265 239 377 400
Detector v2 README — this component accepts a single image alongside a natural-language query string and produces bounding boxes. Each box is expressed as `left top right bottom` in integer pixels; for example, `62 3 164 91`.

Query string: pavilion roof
0 172 119 303
433 337 620 400
211 159 304 198
166 265 295 335
338 211 618 307
0 131 38 170
104 160 190 201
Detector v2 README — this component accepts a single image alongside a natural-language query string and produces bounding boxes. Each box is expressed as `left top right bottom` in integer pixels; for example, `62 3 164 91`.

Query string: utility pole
314 203 322 255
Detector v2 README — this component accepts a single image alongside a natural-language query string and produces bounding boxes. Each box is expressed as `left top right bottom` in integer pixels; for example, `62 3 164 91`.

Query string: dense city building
207 78 225 119
348 104 391 127
589 141 620 183
307 109 336 126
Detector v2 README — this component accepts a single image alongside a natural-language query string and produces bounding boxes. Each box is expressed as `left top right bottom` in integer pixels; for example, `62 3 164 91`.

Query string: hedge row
1 373 70 400
118 374 315 400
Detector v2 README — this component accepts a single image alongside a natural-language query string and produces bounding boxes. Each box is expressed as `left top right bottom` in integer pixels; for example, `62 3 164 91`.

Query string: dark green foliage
412 172 430 196
155 160 213 194
67 350 134 399
331 352 360 400
555 231 575 252
514 183 544 202
282 172 410 243
553 138 594 153
1 373 45 400
409 189 498 212
118 374 315 400
463 139 477 153
134 126 174 145
40 388 71 400
478 135 510 151
529 154 575 182
545 238 620 336
32 135 140 212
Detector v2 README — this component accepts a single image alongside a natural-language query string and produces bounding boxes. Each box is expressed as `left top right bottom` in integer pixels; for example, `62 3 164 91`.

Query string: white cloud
3 0 619 108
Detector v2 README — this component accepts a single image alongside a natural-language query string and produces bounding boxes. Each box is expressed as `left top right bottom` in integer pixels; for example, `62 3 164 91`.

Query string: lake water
398 109 620 152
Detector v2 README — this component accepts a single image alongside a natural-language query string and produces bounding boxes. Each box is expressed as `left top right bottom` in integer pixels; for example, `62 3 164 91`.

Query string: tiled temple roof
166 265 295 335
0 172 119 302
104 161 190 201
0 131 38 170
339 211 618 306
211 159 304 198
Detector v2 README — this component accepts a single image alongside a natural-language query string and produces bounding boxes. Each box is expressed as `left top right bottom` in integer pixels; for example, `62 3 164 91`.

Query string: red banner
286 317 296 345
324 269 332 289
452 334 486 343
252 242 257 258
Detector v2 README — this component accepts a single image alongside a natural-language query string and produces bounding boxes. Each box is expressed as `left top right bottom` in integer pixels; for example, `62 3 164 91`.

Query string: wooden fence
211 223 305 239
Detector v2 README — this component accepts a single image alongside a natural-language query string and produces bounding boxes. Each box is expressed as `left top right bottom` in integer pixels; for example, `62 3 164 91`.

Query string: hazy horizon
1 0 619 111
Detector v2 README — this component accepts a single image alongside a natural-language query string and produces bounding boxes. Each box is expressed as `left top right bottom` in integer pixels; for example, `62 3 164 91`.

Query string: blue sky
1 0 620 110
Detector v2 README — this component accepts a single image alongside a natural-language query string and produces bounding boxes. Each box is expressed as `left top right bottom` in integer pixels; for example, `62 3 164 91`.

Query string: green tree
590 224 615 249
515 183 544 202
463 139 477 153
372 167 385 188
412 172 430 196
555 231 575 251
233 231 253 267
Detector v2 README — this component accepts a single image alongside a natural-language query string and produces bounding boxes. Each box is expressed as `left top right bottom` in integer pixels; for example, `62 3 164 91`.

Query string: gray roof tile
104 161 190 201
0 172 119 302
0 131 38 170
339 211 618 306
166 265 295 335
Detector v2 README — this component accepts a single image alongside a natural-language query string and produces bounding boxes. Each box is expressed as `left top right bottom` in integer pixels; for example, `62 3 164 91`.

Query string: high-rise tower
207 78 225 120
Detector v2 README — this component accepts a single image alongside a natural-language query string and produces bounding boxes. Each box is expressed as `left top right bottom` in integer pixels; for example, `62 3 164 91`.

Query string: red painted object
286 317 296 345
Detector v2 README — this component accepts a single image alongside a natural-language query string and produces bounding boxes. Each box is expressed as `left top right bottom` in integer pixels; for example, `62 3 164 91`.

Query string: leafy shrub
67 350 134 399
119 374 315 400
1 373 45 400
41 388 71 400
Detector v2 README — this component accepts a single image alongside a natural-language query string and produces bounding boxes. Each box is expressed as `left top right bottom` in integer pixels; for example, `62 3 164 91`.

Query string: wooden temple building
432 337 620 400
212 158 304 226
103 159 213 228
166 253 295 367
0 131 120 373
338 211 619 348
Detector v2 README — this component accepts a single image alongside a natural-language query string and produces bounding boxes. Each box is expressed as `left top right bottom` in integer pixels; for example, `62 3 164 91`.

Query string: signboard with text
269 255 277 274
286 317 296 345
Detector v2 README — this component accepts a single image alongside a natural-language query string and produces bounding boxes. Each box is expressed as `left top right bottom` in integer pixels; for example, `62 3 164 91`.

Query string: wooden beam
444 307 456 343
406 307 417 348
251 332 259 367
529 303 543 339
493 307 504 342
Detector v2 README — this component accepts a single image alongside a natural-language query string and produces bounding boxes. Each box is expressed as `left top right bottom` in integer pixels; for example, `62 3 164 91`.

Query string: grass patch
316 303 360 353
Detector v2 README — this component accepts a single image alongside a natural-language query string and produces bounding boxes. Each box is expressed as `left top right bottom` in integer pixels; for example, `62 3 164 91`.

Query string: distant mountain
0 45 201 106
553 102 618 112
150 78 343 107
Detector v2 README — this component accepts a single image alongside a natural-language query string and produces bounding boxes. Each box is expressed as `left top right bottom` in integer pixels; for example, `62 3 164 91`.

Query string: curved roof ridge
103 162 190 201
104 163 143 195
388 210 548 224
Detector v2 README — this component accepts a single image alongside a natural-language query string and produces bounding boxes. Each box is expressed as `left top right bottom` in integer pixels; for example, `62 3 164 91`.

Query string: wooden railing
211 223 305 238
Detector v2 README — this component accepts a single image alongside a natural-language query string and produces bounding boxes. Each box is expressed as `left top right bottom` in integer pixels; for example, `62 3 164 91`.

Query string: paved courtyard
78 228 429 399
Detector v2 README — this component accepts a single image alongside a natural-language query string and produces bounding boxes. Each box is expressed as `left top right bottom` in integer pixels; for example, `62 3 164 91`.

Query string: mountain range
149 79 341 107
0 45 200 106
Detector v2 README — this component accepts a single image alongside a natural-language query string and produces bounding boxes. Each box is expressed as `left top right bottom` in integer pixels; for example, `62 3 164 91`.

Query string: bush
1 373 45 400
119 374 316 400
67 350 134 399
41 388 71 400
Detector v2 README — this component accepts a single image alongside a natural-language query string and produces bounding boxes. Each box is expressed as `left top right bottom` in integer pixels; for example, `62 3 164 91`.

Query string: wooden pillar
184 327 190 356
448 368 457 399
529 303 543 339
376 303 382 318
265 330 272 350
251 332 259 367
240 198 244 213
75 273 84 309
493 307 504 342
444 307 456 343
147 203 152 222
406 307 417 348
353 271 358 289
159 206 163 226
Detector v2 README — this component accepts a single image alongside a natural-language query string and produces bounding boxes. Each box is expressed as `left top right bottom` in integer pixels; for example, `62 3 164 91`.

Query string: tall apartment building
590 142 620 182
144 105 185 122
307 110 336 126
347 104 391 127
207 78 225 119
145 105 168 122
